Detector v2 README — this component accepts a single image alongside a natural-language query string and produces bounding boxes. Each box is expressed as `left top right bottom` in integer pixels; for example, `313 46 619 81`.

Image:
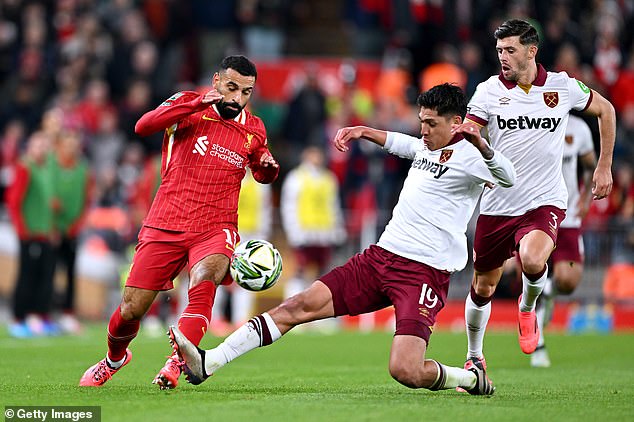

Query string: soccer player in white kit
168 83 515 395
454 19 616 374
530 115 597 367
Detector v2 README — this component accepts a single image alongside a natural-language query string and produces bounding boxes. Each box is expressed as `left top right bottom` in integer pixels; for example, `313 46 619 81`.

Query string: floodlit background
0 0 633 335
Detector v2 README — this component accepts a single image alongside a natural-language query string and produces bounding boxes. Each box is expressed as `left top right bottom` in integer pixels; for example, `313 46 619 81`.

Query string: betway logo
411 157 449 179
497 115 561 132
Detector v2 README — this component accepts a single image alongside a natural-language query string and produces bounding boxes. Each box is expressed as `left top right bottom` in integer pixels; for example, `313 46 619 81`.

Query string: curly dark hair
416 83 467 118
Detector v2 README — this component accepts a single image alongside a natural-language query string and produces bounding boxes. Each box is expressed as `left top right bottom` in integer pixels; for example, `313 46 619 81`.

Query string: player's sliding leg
429 358 494 395
390 335 495 395
169 312 281 384
80 288 157 386
169 281 335 384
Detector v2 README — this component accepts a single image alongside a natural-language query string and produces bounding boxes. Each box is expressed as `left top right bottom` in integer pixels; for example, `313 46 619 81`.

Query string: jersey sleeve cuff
580 90 593 112
384 132 396 150
465 114 487 127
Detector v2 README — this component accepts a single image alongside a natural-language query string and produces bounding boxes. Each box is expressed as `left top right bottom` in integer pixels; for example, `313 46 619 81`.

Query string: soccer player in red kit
79 55 279 389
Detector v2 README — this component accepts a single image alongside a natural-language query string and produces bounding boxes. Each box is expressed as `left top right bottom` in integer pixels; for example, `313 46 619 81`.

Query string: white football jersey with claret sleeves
466 66 592 216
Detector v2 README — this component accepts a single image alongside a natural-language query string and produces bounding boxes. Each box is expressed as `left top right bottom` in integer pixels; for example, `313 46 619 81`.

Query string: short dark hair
494 19 539 46
220 55 257 79
416 83 467 118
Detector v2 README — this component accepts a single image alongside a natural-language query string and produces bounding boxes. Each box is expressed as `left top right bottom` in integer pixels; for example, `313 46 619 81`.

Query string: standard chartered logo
192 136 209 155
192 136 244 168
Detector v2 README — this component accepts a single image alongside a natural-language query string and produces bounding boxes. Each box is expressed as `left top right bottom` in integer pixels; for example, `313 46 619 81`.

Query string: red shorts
320 245 450 342
126 225 239 291
551 227 584 264
473 206 566 272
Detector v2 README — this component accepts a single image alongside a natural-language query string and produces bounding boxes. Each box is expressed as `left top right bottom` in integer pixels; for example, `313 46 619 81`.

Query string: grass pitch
1 324 633 422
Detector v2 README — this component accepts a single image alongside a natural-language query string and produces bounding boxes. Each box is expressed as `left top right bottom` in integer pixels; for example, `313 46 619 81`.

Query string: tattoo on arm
481 145 494 160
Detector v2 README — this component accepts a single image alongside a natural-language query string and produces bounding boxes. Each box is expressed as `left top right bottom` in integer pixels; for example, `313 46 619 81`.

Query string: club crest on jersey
565 134 574 144
543 91 559 108
244 133 254 150
439 149 453 163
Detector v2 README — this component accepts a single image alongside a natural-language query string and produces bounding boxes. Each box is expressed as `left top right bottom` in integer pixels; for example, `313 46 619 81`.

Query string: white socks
465 294 491 359
520 265 548 312
442 363 477 390
106 354 126 369
204 312 282 375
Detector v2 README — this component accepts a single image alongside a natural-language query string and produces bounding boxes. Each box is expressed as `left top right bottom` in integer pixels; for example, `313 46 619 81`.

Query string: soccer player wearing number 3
456 20 616 377
530 115 598 368
79 56 279 389
169 83 515 395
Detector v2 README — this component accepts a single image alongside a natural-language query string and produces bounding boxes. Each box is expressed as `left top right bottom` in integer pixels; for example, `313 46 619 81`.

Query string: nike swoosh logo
202 115 219 121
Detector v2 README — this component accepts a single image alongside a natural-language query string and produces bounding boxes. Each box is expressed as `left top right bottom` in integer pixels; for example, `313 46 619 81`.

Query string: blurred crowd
1 0 633 331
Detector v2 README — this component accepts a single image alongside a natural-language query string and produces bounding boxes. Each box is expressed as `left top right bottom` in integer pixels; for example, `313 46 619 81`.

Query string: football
230 239 283 291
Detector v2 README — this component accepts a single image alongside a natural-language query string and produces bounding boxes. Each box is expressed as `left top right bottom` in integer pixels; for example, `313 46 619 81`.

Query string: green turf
1 324 633 421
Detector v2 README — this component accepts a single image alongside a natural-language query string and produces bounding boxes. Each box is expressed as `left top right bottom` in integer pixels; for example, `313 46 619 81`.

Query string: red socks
107 281 216 361
107 305 140 362
177 280 216 346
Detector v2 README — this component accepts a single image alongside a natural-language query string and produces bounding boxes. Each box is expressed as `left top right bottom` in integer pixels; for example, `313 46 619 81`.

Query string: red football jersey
135 91 279 232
